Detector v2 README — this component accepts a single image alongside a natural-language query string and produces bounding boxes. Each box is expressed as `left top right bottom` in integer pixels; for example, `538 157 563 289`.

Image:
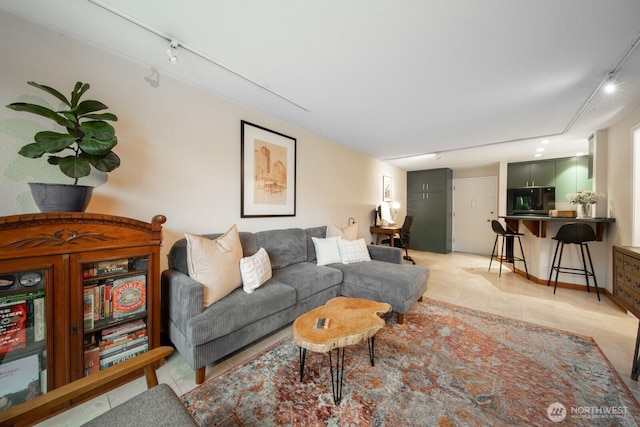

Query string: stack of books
83 319 148 375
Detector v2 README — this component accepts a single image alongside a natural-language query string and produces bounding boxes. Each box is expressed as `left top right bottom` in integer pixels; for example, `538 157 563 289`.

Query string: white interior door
453 176 497 255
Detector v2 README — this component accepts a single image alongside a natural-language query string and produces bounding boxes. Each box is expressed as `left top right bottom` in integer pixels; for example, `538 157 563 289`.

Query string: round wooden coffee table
292 297 391 405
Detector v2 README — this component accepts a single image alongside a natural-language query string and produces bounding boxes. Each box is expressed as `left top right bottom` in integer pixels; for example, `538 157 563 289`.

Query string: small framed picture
241 121 296 217
383 175 392 202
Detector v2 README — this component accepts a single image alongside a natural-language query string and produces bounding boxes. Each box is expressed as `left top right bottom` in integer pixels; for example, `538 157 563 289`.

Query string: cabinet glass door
0 267 48 411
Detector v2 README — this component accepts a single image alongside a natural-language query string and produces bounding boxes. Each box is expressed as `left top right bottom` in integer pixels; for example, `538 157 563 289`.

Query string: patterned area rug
181 299 640 426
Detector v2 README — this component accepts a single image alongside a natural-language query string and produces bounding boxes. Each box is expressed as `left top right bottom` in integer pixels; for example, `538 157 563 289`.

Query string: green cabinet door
508 160 555 187
407 170 428 193
423 169 448 192
407 192 429 250
552 156 593 203
576 156 592 192
424 191 451 253
529 160 556 187
507 163 530 188
406 191 451 253
407 169 450 193
554 158 576 203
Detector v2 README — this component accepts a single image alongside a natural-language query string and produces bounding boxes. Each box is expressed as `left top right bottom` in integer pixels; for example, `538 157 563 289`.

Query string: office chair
381 216 415 264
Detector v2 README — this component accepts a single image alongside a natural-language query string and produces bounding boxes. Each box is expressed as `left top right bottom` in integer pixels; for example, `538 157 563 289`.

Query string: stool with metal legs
488 220 529 279
547 223 600 301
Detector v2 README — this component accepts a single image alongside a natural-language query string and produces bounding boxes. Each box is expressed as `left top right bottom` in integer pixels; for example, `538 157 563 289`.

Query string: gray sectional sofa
160 226 429 384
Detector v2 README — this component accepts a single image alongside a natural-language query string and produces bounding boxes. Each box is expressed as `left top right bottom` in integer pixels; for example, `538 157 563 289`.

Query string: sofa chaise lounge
161 226 429 384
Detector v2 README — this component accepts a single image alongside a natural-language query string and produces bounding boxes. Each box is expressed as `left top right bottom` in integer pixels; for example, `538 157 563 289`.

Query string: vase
28 183 93 212
578 203 593 219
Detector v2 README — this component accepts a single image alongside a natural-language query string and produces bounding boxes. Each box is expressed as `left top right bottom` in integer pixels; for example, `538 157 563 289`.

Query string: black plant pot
28 183 94 212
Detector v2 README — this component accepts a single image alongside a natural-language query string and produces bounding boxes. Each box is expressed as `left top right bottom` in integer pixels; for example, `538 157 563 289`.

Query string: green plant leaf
18 143 46 158
74 100 109 116
80 121 115 140
28 81 70 107
88 151 120 172
34 131 76 153
78 136 117 156
83 112 118 121
70 82 89 108
6 103 73 128
58 156 91 179
47 156 61 165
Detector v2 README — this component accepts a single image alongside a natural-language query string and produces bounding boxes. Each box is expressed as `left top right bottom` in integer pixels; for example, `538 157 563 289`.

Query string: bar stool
489 220 529 279
547 223 600 301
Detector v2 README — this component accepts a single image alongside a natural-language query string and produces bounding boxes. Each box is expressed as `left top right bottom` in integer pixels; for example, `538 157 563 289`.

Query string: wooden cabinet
612 246 640 380
507 160 556 188
0 213 165 424
407 168 452 253
613 246 640 317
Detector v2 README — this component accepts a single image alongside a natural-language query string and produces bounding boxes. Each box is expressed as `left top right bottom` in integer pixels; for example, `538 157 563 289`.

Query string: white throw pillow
311 236 342 266
240 247 272 294
326 223 358 241
185 225 243 307
337 238 371 264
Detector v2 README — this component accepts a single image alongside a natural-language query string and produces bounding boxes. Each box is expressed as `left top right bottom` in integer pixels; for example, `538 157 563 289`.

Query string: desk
370 225 401 246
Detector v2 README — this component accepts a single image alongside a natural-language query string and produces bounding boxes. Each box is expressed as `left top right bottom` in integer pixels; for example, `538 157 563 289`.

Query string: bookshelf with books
82 260 151 375
0 213 165 425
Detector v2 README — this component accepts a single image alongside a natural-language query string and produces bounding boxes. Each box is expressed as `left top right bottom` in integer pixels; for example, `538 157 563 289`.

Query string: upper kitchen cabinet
576 156 592 193
507 160 556 188
555 156 592 202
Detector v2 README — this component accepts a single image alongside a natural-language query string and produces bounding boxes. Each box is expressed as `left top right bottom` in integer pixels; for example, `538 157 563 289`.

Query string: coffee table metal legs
328 347 346 405
298 337 377 405
368 337 375 366
299 347 307 381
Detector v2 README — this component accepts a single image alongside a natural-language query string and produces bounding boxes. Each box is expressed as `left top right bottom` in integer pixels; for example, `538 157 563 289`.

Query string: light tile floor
37 250 640 426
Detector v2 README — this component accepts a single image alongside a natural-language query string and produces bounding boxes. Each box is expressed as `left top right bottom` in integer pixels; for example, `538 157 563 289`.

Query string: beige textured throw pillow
240 247 272 294
185 225 243 307
326 223 358 241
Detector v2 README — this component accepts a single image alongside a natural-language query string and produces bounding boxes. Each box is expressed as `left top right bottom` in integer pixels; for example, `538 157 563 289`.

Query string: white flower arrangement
566 191 602 205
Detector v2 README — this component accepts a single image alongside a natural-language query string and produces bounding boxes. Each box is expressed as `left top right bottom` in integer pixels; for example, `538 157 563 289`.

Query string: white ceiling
2 0 640 170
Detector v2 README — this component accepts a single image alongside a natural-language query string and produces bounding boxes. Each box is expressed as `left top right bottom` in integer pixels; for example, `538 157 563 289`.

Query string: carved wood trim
0 214 166 257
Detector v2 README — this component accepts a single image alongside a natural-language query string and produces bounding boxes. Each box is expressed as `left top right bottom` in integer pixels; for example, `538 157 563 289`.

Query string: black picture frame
241 121 297 217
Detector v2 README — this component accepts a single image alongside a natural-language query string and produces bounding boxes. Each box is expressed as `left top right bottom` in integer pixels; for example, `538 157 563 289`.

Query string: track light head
604 80 616 93
603 73 617 93
166 49 178 63
166 39 179 63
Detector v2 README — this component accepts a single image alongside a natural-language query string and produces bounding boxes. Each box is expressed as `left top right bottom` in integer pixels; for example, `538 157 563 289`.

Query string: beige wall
605 103 640 247
0 13 406 269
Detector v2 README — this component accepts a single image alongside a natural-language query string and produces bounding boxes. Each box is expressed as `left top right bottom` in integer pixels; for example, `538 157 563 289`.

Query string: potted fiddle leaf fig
6 81 120 212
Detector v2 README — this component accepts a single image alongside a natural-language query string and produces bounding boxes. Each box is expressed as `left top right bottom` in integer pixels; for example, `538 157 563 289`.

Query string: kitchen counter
500 215 615 241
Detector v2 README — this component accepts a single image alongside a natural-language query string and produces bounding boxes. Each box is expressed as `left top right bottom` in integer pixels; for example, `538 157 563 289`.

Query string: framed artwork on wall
383 175 392 202
241 121 297 217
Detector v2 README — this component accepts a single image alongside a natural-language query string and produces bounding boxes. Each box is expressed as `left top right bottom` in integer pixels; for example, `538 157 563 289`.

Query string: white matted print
383 175 392 202
241 121 296 217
